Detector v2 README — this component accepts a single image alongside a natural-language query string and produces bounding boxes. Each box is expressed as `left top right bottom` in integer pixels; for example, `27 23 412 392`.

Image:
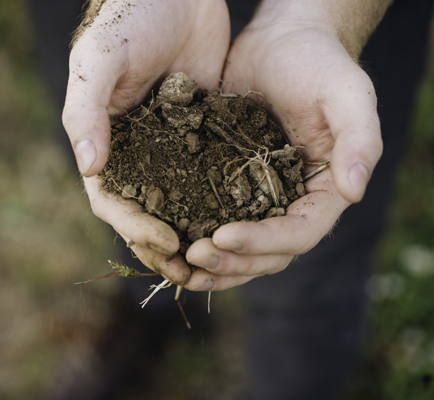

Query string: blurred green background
1 1 434 399
0 1 118 399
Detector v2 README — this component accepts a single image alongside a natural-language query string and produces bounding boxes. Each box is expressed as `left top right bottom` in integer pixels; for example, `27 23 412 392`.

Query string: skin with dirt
101 73 305 254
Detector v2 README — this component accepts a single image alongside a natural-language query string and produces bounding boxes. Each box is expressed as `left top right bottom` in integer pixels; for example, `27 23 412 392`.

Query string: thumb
324 68 383 203
62 34 128 177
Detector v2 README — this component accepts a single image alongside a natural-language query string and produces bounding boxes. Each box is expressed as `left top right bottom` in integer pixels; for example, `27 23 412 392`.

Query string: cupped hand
185 12 382 291
63 0 230 284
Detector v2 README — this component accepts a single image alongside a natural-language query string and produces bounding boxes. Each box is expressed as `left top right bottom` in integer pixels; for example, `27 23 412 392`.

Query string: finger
117 231 191 285
323 66 383 203
212 169 349 255
185 268 260 292
63 1 162 176
84 176 179 255
186 238 291 277
62 27 131 177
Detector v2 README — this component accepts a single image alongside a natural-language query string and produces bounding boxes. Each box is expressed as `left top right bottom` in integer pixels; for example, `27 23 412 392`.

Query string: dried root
140 279 173 308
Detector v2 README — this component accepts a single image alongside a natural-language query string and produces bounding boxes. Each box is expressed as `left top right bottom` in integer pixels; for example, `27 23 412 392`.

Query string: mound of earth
101 72 305 254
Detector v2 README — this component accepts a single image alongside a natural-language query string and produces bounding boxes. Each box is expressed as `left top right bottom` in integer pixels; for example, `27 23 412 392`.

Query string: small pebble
121 185 137 199
265 207 286 219
177 218 191 232
168 189 183 202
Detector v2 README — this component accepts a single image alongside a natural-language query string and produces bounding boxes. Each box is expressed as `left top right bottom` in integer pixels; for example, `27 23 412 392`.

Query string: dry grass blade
225 146 280 207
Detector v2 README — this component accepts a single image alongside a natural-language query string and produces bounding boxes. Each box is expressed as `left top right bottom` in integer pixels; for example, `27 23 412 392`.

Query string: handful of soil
101 73 305 254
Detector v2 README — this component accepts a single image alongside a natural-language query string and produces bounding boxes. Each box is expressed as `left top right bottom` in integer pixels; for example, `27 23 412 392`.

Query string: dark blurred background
2 1 434 399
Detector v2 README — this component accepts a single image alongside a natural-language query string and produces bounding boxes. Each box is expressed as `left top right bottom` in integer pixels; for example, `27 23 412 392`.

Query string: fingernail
75 139 97 175
349 163 369 201
148 243 174 256
190 254 220 271
190 280 214 292
215 240 243 252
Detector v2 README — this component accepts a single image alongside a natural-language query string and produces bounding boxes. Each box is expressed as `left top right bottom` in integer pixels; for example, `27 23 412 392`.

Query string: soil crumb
101 72 305 254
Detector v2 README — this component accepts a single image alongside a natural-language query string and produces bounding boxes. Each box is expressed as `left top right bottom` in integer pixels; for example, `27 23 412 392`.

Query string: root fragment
140 279 172 308
264 166 279 207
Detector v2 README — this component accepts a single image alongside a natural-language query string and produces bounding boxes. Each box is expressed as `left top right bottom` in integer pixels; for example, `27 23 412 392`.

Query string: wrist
250 0 393 60
250 0 328 32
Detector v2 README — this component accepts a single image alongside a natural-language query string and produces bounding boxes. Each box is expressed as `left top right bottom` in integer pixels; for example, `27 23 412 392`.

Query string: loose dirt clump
101 72 305 254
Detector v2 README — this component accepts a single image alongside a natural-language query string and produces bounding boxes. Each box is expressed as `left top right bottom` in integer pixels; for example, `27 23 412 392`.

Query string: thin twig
208 176 224 208
208 291 212 314
223 121 265 151
205 120 251 157
177 300 192 329
303 162 330 182
139 162 152 181
304 161 329 165
74 272 124 285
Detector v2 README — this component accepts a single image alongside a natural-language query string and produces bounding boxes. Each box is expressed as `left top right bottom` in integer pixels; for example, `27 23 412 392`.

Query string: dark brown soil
101 73 305 254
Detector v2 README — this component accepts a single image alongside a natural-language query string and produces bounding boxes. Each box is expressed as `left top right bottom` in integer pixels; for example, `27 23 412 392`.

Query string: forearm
254 0 394 60
325 0 394 60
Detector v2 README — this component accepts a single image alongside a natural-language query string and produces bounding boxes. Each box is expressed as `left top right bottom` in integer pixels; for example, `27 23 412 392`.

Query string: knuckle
215 252 232 275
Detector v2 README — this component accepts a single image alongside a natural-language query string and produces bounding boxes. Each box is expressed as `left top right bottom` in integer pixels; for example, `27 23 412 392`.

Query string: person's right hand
184 2 383 292
62 0 230 285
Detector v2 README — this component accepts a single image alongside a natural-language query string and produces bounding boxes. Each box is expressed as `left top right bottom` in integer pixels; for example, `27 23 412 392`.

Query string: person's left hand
184 9 382 292
62 0 230 285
